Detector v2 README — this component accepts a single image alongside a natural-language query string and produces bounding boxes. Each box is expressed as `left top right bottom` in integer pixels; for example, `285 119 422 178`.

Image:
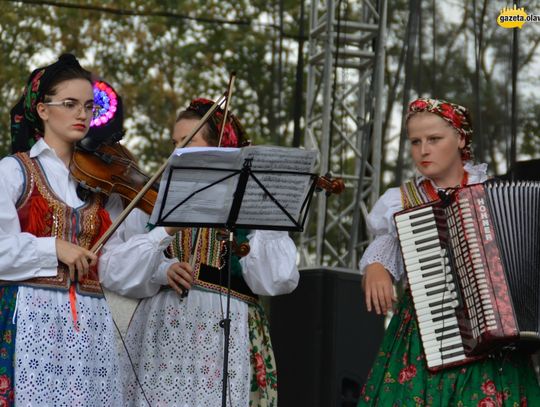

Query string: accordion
394 181 540 371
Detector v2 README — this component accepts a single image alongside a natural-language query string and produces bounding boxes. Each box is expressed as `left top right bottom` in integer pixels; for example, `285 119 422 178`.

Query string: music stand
151 146 318 407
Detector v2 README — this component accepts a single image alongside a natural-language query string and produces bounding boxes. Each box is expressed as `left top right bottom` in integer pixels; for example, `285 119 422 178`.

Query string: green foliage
0 0 303 169
382 1 540 180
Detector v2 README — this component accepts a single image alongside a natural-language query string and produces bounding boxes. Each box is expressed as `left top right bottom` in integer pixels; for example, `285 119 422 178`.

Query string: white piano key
412 291 458 308
415 301 460 318
399 229 439 245
423 336 464 353
413 286 455 303
395 206 434 223
397 220 437 235
417 307 456 323
426 353 466 368
422 327 461 342
401 241 442 255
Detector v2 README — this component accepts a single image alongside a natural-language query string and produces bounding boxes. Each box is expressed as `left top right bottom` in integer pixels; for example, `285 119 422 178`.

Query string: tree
0 0 304 170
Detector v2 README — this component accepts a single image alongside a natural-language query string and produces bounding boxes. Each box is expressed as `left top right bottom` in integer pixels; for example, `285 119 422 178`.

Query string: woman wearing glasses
0 54 124 405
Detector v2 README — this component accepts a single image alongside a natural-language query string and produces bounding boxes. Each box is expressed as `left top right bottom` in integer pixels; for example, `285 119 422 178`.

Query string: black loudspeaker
270 267 385 407
500 159 540 181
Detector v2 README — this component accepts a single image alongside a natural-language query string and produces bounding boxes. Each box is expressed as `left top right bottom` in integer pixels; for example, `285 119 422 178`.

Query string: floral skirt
0 286 17 406
359 292 540 406
248 303 277 407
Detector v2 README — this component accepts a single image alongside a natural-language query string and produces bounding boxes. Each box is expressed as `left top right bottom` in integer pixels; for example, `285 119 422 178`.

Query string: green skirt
358 292 540 406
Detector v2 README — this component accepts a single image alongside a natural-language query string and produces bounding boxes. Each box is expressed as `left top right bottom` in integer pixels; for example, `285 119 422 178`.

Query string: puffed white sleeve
99 199 174 298
0 157 58 280
240 230 299 296
358 187 405 281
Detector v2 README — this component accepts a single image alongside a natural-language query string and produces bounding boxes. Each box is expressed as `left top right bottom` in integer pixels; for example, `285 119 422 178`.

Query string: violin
70 142 158 215
316 175 345 196
216 229 251 257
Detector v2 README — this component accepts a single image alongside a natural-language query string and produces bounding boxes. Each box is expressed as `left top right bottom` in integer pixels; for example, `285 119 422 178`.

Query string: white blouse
0 138 123 406
99 207 299 299
359 162 489 281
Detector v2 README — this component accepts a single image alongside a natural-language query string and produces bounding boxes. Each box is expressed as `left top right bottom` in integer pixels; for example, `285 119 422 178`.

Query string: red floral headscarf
406 98 474 161
186 98 250 148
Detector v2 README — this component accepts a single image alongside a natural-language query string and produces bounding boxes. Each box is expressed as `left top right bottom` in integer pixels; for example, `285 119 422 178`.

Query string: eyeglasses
43 99 100 118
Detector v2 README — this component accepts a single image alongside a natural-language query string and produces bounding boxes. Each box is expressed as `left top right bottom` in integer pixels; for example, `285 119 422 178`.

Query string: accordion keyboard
395 205 466 369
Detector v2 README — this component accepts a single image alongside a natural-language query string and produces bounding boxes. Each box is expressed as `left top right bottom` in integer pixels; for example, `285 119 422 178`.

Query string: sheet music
150 147 240 225
150 146 318 230
237 146 317 226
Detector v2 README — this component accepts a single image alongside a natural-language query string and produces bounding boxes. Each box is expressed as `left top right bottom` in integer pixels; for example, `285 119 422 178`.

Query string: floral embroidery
253 353 267 388
358 292 540 406
248 304 277 406
0 287 17 404
0 376 9 395
398 364 417 384
477 396 496 407
481 379 497 396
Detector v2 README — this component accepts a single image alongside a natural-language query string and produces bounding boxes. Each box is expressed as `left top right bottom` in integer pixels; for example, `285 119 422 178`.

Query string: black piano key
427 287 449 296
424 280 446 290
428 298 455 307
441 349 465 359
433 313 455 323
408 210 433 220
420 262 441 271
420 254 442 264
436 332 460 341
418 243 441 252
415 236 438 245
413 225 436 234
430 306 454 315
434 324 459 333
411 217 435 227
422 268 444 278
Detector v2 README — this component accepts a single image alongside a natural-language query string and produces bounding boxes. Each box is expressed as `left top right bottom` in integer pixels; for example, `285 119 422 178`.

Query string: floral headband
407 98 474 161
186 98 249 148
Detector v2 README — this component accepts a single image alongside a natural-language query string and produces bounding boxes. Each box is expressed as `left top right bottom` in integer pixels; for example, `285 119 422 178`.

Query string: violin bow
185 73 236 296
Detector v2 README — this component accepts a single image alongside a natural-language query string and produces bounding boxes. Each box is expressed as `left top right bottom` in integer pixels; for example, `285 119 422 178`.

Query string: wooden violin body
70 143 158 215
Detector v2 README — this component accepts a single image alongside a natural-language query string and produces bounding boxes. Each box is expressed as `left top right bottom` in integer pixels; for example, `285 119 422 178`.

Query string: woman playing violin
0 54 123 405
99 98 299 406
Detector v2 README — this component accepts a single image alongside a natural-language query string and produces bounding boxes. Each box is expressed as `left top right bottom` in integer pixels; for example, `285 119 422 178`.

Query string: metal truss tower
299 0 387 268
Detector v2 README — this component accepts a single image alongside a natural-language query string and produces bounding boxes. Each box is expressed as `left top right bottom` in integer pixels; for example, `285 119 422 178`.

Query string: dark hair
42 65 92 100
37 60 92 130
175 109 218 146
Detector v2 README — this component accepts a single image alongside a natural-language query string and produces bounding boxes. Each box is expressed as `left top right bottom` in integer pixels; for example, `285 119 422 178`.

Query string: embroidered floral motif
481 379 497 396
477 396 496 407
398 364 417 384
0 375 10 395
357 293 540 406
248 304 277 406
